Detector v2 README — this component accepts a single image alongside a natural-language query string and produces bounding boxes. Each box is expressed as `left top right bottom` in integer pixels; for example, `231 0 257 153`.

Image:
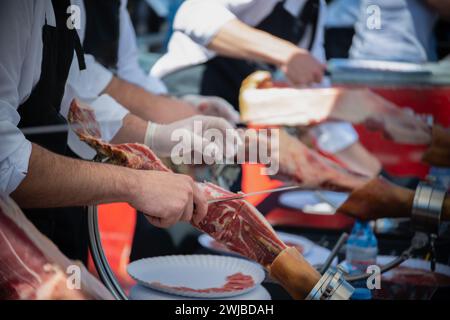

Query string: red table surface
249 85 450 228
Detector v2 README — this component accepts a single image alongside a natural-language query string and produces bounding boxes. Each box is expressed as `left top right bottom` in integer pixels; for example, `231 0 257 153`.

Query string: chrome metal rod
345 250 411 282
87 205 128 300
320 232 348 274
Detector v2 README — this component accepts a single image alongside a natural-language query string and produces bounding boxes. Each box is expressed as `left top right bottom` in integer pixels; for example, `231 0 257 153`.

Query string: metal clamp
306 266 354 300
411 182 446 235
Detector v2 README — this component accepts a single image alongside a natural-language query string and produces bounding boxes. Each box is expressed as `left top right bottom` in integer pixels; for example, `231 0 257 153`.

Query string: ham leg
337 177 450 222
68 99 321 299
239 71 431 145
0 194 113 300
422 125 450 167
337 177 414 221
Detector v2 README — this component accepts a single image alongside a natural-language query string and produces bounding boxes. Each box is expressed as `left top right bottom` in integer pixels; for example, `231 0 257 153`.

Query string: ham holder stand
19 124 447 300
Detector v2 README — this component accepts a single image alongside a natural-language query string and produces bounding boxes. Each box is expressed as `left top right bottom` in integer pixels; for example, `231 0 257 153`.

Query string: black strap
298 0 320 51
52 0 86 70
83 0 121 70
72 31 86 70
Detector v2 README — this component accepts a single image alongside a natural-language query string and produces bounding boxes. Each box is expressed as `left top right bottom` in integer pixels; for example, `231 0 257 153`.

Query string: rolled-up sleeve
67 94 129 160
0 0 35 195
65 56 129 159
66 59 127 142
117 2 168 94
0 102 32 195
174 0 246 46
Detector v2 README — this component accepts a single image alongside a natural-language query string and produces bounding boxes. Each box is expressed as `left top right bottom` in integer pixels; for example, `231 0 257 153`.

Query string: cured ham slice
196 182 287 266
239 71 431 145
422 125 450 167
0 194 113 300
278 129 369 191
68 99 321 299
151 272 255 294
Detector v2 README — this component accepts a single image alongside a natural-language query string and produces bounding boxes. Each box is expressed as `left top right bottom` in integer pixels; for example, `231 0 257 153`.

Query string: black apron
82 0 179 260
200 0 320 109
17 0 88 264
83 0 121 71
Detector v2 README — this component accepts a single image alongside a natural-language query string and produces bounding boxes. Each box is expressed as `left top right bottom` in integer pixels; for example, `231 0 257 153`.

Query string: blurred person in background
152 0 382 178
82 0 240 125
349 0 450 62
1 0 227 266
81 0 240 260
324 0 360 59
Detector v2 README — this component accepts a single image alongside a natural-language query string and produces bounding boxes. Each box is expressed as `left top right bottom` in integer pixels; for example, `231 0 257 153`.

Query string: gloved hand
145 115 242 164
181 94 241 124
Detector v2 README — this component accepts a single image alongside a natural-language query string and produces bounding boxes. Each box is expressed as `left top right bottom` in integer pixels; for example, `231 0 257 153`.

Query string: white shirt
151 0 327 78
326 0 361 28
115 0 168 95
0 0 128 195
151 0 358 154
349 0 438 62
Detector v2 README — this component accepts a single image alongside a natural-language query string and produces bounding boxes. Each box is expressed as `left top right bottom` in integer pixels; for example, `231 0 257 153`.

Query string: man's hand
334 89 431 145
208 19 325 88
181 94 240 124
145 115 242 162
128 170 208 228
279 47 325 87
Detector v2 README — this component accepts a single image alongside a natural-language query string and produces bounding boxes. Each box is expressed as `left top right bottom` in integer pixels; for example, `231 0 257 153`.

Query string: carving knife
207 185 304 204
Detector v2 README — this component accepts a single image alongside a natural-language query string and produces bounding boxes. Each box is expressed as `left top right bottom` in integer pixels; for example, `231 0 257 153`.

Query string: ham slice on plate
239 71 431 145
0 194 113 300
68 99 321 299
150 272 255 294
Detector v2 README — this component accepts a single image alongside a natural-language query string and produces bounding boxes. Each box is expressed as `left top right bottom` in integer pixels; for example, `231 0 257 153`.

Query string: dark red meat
0 195 112 300
68 99 287 267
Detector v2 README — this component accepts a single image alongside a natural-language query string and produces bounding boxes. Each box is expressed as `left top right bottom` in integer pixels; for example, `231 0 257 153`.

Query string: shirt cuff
174 1 237 46
77 55 114 97
0 138 31 195
68 95 129 160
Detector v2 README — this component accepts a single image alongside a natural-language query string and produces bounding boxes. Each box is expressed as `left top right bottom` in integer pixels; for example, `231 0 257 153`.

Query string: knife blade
207 185 304 204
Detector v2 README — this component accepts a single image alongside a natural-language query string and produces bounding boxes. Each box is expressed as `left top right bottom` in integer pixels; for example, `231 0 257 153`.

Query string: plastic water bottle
345 221 378 275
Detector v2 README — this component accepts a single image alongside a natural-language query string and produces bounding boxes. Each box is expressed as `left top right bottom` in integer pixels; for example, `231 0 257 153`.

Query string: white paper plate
198 232 313 257
278 190 349 214
276 231 314 256
127 255 265 299
129 284 271 300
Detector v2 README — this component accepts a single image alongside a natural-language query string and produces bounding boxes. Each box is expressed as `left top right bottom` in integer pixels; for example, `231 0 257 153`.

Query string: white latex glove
145 115 242 164
181 94 241 124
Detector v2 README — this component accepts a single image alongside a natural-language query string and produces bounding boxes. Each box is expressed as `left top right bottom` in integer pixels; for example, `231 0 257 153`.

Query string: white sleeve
173 0 256 46
116 2 168 94
65 54 129 141
0 103 32 195
0 0 34 194
65 54 126 139
310 0 327 64
67 94 129 160
71 54 114 100
65 57 128 160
